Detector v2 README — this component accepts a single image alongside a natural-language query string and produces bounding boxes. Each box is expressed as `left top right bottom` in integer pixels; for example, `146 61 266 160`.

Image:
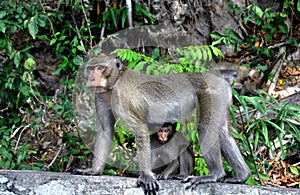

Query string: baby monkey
154 124 173 144
151 123 194 180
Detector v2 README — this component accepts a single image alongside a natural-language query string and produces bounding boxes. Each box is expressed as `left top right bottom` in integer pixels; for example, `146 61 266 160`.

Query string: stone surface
0 170 300 195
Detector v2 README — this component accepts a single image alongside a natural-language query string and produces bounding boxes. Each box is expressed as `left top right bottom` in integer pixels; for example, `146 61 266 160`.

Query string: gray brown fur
74 54 251 194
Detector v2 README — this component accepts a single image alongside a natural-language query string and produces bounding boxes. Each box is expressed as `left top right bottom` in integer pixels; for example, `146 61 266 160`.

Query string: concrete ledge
0 170 299 195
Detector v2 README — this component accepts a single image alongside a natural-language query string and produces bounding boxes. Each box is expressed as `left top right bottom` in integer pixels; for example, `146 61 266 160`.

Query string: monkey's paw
156 173 174 180
137 173 159 195
182 175 220 190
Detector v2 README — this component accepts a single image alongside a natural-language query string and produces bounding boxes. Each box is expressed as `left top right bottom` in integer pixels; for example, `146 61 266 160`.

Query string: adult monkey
74 54 251 194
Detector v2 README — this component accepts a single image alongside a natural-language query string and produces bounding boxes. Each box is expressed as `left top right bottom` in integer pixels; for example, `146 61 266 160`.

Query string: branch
126 0 133 28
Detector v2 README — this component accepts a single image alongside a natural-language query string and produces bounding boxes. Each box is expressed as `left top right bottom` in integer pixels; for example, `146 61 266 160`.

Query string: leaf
298 0 300 12
28 16 38 39
290 166 299 175
77 45 84 51
200 47 207 61
151 48 159 60
121 7 127 28
73 55 83 65
50 38 56 46
37 16 46 27
127 50 133 62
255 18 263 26
153 70 159 76
176 48 183 55
261 121 270 147
243 96 266 117
285 122 300 142
0 20 6 33
134 61 147 72
190 52 199 68
109 7 117 28
37 14 47 27
24 57 36 70
20 85 30 96
210 46 223 58
136 4 153 22
205 46 212 61
265 120 283 133
258 173 271 180
244 15 250 24
278 24 288 33
254 130 259 151
59 35 67 41
146 65 154 75
121 50 127 61
225 29 243 43
38 35 49 41
14 51 21 67
117 130 125 144
210 31 224 40
253 5 263 18
72 36 78 47
194 46 201 62
263 48 274 58
183 49 190 61
128 59 139 68
0 11 6 19
211 38 224 46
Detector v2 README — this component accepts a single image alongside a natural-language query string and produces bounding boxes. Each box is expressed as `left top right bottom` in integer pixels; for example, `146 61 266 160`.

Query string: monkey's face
85 55 121 93
156 126 172 144
86 65 109 93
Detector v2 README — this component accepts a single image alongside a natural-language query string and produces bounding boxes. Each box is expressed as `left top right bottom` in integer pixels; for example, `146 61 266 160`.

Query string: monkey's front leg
73 93 114 175
136 131 159 194
73 125 114 175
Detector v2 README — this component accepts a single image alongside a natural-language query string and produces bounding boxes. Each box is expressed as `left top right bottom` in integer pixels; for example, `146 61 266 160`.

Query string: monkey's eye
116 62 123 70
96 66 105 70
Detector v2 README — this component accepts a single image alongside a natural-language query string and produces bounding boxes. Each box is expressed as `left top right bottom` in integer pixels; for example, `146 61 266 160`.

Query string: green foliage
134 3 154 25
102 6 127 30
211 29 243 52
0 0 154 172
290 166 299 175
50 31 84 74
113 45 223 75
110 120 138 174
232 89 300 156
231 89 300 183
214 2 299 65
243 4 289 35
194 157 209 176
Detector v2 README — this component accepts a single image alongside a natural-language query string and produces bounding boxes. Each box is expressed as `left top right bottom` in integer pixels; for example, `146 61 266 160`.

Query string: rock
0 170 299 195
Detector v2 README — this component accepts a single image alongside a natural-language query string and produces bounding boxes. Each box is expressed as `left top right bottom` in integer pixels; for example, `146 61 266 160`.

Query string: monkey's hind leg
183 76 229 190
183 135 226 190
156 159 179 180
220 124 251 183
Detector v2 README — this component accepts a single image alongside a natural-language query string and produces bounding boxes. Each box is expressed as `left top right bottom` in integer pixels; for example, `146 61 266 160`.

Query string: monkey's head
155 125 173 144
220 69 238 84
86 54 123 93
